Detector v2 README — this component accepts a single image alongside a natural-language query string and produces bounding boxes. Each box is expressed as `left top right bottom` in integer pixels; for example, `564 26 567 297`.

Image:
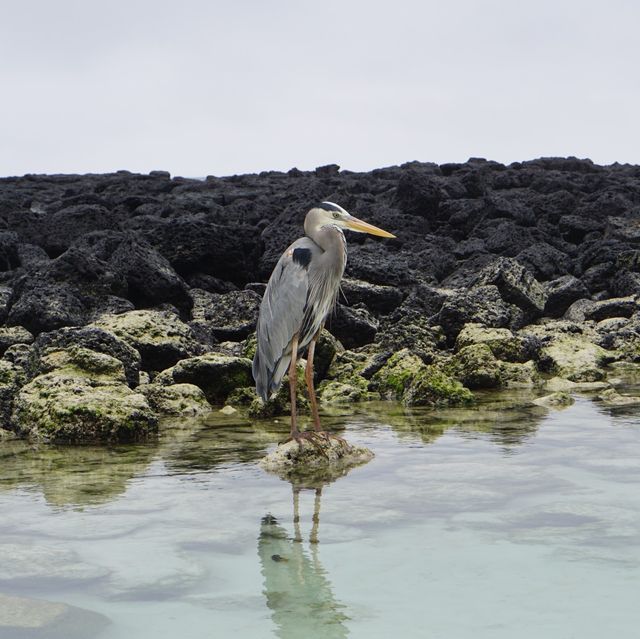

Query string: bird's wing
253 238 317 400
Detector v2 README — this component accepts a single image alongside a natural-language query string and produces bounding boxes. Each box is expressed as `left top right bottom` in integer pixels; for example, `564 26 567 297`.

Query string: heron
252 202 395 443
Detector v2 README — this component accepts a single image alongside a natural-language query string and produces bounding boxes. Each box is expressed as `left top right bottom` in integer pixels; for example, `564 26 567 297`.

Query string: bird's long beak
345 216 396 238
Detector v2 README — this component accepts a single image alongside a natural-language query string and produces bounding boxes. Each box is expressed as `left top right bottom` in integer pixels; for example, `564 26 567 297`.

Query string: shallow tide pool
1 391 640 638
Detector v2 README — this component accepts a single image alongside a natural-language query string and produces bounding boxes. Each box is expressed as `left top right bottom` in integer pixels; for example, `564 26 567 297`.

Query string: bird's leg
305 333 322 432
309 486 322 545
281 334 328 455
288 333 300 439
292 485 302 543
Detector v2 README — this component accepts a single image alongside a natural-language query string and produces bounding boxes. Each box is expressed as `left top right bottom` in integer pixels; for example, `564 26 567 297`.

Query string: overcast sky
1 0 639 177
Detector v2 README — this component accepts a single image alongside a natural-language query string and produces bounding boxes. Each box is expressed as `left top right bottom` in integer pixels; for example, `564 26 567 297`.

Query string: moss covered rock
139 383 212 417
248 363 310 418
539 335 610 382
448 344 503 389
93 309 203 371
13 375 156 443
532 391 574 409
225 385 257 407
370 349 424 399
0 326 33 355
455 323 536 363
403 365 474 407
0 360 26 429
155 352 253 404
317 377 371 404
11 346 156 443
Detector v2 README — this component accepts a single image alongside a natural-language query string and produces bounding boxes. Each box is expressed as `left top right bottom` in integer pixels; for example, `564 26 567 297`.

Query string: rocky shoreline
0 157 639 442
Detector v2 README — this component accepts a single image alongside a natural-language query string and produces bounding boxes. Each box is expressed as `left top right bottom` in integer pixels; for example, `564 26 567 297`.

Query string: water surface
1 390 639 638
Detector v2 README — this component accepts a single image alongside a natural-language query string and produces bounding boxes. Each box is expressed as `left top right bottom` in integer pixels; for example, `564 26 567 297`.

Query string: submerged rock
596 388 640 407
532 391 575 409
259 436 374 481
0 593 110 639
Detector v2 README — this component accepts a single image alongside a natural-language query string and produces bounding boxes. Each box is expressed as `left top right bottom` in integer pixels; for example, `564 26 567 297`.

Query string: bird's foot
281 430 333 457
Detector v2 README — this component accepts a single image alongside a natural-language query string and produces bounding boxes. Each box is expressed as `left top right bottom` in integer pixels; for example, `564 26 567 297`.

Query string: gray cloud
1 0 638 176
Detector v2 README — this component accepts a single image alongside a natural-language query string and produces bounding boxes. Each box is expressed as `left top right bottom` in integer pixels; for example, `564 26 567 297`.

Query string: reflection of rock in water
370 391 545 448
0 440 158 507
258 486 349 639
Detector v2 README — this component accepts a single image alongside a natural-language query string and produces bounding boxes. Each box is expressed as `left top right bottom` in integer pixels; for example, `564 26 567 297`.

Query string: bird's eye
332 212 341 219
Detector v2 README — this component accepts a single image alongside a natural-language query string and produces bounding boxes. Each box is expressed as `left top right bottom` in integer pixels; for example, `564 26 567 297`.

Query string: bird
252 201 395 443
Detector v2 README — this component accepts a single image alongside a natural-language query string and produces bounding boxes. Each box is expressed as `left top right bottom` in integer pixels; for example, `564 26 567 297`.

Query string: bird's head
307 201 396 238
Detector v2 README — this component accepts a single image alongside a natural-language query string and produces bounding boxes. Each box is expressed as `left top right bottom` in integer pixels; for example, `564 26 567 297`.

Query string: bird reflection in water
258 481 350 638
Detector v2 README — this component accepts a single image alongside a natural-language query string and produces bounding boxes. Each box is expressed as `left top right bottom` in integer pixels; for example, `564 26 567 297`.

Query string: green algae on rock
371 349 424 400
317 377 371 404
139 383 212 417
11 347 156 443
248 363 310 418
155 352 253 405
532 391 575 410
403 365 474 407
455 323 535 363
259 437 374 482
538 334 610 382
93 309 204 371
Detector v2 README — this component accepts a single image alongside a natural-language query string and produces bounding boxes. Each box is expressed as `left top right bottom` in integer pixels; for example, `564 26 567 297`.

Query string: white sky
1 0 639 177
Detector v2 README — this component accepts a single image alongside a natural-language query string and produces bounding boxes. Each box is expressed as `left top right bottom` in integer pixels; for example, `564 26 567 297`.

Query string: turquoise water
1 391 639 638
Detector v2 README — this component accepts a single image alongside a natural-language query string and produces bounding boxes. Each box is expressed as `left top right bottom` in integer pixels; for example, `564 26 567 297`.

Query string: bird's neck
309 224 347 274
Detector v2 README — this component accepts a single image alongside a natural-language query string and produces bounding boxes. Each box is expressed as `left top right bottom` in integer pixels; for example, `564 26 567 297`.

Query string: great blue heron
252 202 395 442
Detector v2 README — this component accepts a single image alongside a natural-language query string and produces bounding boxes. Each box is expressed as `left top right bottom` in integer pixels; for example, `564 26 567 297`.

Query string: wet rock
544 275 590 317
259 437 374 481
11 346 156 443
596 388 640 407
536 333 610 382
0 593 110 639
370 349 424 400
532 391 575 409
317 377 371 404
327 303 378 349
448 344 503 389
438 285 513 342
544 377 610 392
155 352 253 404
94 310 203 372
225 386 257 407
403 365 473 407
139 383 212 417
189 288 260 342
